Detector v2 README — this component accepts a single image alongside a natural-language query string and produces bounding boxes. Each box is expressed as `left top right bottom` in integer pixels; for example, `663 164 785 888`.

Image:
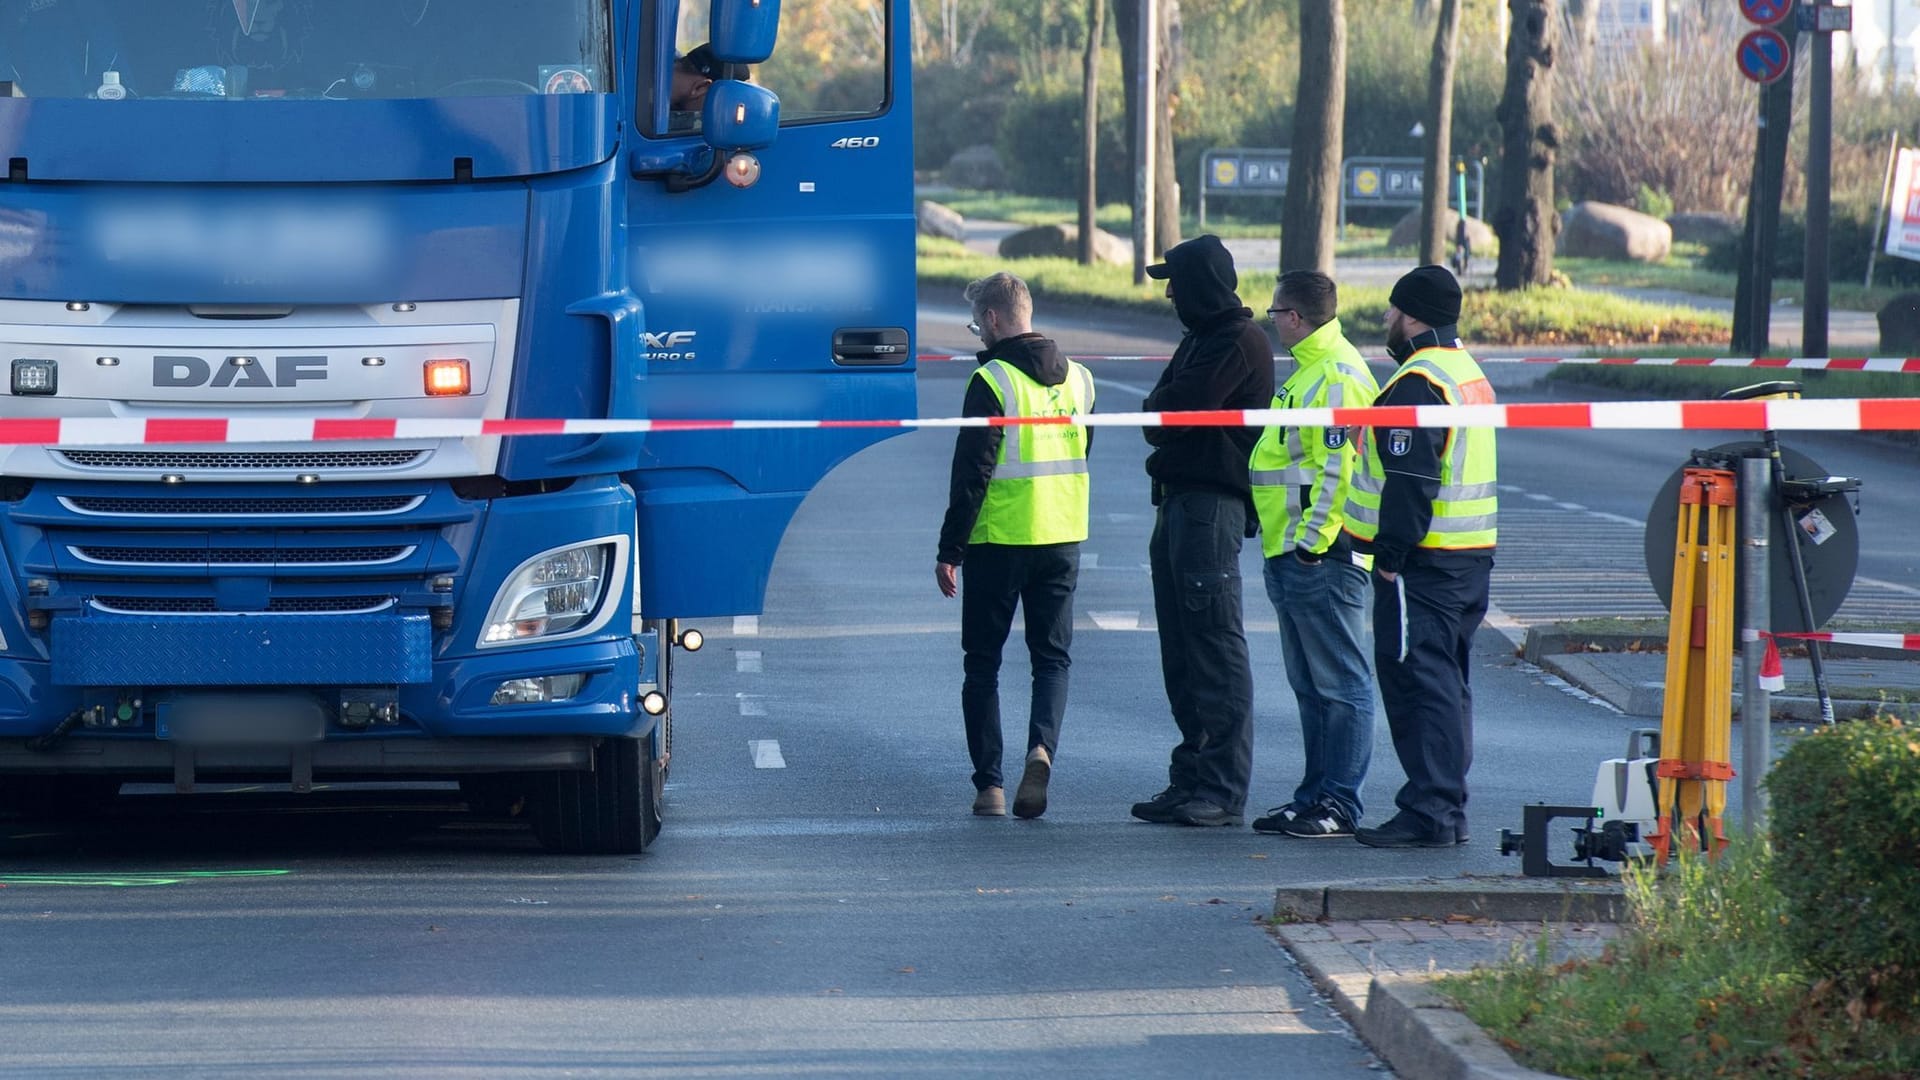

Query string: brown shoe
1013 746 1051 819
972 786 1006 816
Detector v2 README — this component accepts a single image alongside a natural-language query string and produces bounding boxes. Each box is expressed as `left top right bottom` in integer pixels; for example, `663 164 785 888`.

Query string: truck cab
0 0 916 852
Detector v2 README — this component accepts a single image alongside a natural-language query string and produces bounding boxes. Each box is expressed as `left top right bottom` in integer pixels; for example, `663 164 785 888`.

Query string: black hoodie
1141 235 1274 504
937 333 1089 565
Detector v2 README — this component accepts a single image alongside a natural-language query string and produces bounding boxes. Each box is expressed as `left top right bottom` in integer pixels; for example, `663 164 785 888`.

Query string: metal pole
1739 452 1772 838
1868 132 1900 287
1805 26 1833 357
1198 155 1207 231
1131 0 1157 285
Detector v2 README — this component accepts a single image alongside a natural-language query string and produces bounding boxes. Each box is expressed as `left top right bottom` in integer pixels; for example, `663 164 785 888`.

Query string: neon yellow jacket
1249 318 1380 559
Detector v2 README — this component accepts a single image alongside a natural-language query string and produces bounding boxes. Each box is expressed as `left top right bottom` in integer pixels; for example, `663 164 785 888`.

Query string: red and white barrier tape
4 397 1920 446
920 353 1920 372
1767 631 1920 651
1756 631 1920 691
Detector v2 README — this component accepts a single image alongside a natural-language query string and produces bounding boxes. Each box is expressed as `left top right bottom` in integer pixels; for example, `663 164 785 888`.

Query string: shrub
1767 717 1920 1004
1635 184 1675 222
1701 201 1920 289
994 78 1132 199
914 63 1016 175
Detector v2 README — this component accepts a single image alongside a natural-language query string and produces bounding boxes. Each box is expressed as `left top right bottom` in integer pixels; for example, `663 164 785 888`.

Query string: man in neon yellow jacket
1248 271 1381 839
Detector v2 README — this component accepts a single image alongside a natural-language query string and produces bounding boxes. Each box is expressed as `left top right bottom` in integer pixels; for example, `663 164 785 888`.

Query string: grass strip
1441 845 1920 1078
917 236 1731 347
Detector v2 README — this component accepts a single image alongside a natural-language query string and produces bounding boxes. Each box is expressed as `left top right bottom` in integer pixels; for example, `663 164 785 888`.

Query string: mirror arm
664 149 727 193
629 146 725 192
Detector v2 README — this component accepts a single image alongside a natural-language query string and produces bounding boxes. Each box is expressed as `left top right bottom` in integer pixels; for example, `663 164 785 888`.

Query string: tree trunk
1079 0 1105 265
1281 0 1345 274
1115 0 1180 257
1494 0 1558 290
1419 0 1462 266
1154 0 1182 251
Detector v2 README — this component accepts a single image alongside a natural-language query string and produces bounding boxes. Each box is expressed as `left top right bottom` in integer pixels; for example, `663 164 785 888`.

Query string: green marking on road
0 869 292 888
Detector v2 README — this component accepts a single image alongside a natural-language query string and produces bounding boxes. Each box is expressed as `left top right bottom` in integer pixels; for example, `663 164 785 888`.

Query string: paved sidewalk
1272 881 1628 1080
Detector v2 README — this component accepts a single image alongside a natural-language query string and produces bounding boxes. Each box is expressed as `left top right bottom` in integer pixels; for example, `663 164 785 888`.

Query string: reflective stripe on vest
1344 347 1497 549
969 358 1094 546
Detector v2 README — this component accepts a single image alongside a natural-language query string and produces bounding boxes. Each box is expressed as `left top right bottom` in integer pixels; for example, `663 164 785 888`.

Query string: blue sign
1735 28 1792 84
1739 0 1791 27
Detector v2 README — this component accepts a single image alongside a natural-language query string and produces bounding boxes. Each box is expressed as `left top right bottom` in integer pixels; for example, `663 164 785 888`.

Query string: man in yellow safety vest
1343 265 1496 849
937 272 1095 821
1248 270 1381 840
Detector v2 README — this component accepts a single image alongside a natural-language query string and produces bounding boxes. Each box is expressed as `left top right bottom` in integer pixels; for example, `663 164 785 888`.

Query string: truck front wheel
529 734 662 854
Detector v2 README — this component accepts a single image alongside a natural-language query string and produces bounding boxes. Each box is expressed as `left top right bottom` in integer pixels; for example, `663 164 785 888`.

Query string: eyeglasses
966 320 981 336
1266 307 1298 321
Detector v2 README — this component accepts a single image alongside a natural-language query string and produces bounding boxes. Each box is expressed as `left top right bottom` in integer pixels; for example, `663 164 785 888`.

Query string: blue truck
0 0 916 851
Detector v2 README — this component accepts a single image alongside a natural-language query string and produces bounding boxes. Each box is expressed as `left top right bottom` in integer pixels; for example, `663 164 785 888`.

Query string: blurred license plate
158 695 326 745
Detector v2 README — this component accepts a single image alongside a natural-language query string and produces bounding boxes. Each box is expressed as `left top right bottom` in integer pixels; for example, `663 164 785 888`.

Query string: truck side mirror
710 0 782 64
701 81 779 153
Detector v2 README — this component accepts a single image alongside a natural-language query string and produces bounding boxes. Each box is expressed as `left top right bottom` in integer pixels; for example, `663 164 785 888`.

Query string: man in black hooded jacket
1128 235 1276 827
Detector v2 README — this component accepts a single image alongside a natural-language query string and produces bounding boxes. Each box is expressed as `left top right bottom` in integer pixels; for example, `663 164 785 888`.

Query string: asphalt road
0 306 1906 1078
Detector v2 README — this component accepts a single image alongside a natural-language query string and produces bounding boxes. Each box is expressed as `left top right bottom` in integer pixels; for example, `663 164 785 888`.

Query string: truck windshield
0 0 611 100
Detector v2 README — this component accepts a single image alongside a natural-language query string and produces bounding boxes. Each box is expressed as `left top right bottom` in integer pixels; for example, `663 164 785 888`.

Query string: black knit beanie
1388 265 1462 328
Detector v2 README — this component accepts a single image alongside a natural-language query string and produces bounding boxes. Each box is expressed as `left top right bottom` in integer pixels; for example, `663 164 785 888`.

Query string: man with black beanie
1128 235 1275 828
1343 265 1497 848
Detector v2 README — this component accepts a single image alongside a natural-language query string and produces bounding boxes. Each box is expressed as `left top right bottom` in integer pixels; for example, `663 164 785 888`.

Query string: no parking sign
1735 28 1793 84
1739 0 1792 26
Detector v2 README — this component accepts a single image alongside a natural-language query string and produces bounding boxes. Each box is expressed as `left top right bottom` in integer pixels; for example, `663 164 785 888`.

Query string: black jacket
937 333 1087 565
1141 238 1274 503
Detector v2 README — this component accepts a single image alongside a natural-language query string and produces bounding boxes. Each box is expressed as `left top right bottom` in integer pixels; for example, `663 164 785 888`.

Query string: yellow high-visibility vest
1249 318 1380 559
1344 346 1497 550
969 358 1095 546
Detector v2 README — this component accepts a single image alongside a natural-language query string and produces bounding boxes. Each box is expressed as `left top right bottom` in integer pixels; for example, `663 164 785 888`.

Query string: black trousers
1372 556 1492 836
1149 490 1255 814
961 542 1079 792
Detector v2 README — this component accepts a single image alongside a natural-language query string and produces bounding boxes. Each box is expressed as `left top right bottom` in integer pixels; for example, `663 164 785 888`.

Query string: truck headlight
479 537 627 647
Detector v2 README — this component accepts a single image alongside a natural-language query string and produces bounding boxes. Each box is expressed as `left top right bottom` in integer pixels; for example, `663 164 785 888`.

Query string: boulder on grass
1387 208 1496 254
1557 201 1672 263
1878 292 1920 353
916 199 967 242
1665 211 1740 247
997 223 1132 266
944 144 1006 190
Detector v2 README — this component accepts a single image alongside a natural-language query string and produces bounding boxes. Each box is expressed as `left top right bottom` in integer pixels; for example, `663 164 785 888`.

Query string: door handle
832 327 910 366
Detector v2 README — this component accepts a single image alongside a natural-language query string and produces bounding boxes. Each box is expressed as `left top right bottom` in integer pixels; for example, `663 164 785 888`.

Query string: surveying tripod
1647 463 1737 863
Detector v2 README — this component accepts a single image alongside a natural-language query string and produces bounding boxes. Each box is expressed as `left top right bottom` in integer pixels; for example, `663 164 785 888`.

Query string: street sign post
1337 156 1485 235
1735 28 1793 84
1196 148 1291 228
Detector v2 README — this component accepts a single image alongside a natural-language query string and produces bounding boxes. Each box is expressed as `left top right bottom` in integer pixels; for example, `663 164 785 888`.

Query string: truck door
622 0 916 617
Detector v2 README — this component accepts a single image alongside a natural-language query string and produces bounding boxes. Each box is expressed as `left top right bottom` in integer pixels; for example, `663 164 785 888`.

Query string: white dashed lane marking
736 650 762 673
736 694 767 717
733 615 759 636
748 740 786 769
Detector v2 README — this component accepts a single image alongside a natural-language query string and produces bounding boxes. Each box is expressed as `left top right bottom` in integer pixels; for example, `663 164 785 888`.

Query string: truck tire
530 734 661 854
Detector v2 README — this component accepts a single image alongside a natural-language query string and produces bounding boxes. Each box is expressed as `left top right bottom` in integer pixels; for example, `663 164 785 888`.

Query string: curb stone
1277 926 1571 1080
1273 877 1625 924
1529 651 1920 722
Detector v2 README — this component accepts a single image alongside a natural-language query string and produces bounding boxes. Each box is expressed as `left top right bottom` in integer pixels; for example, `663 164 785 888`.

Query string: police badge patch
1387 429 1413 456
1323 426 1348 450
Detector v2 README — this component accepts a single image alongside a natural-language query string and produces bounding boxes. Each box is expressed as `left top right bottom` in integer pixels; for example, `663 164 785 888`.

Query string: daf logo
153 355 328 388
642 330 697 362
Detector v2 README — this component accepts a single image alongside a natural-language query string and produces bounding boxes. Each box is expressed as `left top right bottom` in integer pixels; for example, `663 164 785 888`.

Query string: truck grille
71 545 414 567
92 595 395 615
61 494 424 517
55 449 428 471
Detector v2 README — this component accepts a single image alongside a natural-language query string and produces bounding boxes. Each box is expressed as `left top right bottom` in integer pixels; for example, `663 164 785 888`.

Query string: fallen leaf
1247 853 1269 860
1158 894 1178 902
897 966 916 974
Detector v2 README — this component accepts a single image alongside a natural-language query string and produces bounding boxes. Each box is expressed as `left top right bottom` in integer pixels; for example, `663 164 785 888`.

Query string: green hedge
1768 718 1920 1004
1703 203 1920 291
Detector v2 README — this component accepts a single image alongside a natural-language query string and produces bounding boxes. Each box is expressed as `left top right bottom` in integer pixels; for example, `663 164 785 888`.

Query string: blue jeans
1263 551 1374 825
